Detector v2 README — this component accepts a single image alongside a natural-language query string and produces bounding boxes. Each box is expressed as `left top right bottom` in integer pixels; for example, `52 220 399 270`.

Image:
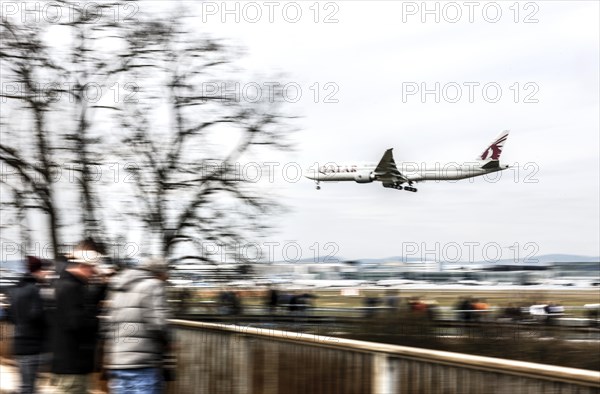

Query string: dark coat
8 275 47 355
51 269 106 374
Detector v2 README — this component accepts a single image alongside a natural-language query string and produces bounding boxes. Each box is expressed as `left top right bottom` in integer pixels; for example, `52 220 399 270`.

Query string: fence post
231 334 251 394
373 353 394 394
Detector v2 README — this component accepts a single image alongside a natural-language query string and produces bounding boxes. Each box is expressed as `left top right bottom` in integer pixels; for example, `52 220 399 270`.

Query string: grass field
173 286 600 317
311 288 600 309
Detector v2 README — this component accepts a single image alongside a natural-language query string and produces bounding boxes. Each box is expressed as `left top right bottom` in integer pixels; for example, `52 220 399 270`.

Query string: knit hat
68 249 103 265
26 256 43 273
137 257 169 274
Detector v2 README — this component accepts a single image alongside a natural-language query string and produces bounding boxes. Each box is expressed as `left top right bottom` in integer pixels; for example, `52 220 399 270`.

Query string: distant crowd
216 288 575 326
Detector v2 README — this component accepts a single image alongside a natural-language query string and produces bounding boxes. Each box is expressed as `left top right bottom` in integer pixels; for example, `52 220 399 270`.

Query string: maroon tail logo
481 134 508 160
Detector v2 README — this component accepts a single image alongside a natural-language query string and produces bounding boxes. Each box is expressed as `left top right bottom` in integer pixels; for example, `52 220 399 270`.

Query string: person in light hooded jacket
103 257 172 394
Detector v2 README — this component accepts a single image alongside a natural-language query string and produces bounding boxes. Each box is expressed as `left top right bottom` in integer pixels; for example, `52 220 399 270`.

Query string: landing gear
315 181 321 190
383 183 405 190
403 182 418 192
384 182 416 191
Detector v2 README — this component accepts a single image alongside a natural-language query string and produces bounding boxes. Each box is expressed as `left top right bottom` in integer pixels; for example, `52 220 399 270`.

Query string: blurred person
426 300 440 321
288 291 299 314
278 292 292 311
104 257 173 394
363 294 380 318
266 286 279 314
584 304 600 327
218 289 242 316
51 248 107 394
546 302 564 325
409 296 427 313
218 288 239 315
503 303 523 321
544 302 553 324
230 291 242 316
454 297 464 321
177 288 192 316
0 294 8 321
291 292 314 316
457 296 474 322
217 288 229 315
384 290 400 311
7 256 51 394
548 302 564 315
472 298 489 321
299 292 316 312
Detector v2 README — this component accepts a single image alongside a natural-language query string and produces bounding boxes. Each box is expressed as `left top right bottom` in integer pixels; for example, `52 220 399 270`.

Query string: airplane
305 130 510 192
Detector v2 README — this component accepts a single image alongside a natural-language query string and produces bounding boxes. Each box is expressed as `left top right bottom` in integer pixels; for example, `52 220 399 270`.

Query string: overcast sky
189 1 599 262
2 1 598 263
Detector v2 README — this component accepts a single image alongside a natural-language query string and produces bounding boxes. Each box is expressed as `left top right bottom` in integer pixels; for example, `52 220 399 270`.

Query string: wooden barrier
1 320 599 393
168 319 600 394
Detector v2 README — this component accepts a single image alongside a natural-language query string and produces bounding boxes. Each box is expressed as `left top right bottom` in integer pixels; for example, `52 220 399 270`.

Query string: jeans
109 368 163 394
15 354 39 394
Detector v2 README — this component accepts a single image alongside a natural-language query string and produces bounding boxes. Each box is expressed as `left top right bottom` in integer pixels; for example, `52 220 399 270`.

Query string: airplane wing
374 148 408 183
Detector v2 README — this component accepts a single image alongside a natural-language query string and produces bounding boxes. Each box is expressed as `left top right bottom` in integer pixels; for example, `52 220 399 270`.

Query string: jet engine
354 171 375 183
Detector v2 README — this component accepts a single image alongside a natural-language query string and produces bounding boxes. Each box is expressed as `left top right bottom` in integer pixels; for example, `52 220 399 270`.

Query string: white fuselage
305 162 508 183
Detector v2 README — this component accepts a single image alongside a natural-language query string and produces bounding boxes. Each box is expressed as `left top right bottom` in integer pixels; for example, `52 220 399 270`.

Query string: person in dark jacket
51 249 106 394
7 256 50 394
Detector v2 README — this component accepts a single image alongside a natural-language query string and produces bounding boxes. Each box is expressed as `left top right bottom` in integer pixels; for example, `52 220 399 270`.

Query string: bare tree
55 1 136 245
1 19 63 258
1 3 295 265
1 1 137 257
116 17 294 262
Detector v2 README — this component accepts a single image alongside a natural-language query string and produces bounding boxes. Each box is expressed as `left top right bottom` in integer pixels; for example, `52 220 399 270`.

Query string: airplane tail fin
476 130 510 164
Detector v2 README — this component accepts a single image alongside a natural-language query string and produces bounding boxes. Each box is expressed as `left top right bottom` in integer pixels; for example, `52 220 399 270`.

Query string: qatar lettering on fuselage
319 164 367 173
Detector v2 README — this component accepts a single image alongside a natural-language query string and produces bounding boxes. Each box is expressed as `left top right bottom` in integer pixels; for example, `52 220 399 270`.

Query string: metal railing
1 320 599 393
168 319 600 394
